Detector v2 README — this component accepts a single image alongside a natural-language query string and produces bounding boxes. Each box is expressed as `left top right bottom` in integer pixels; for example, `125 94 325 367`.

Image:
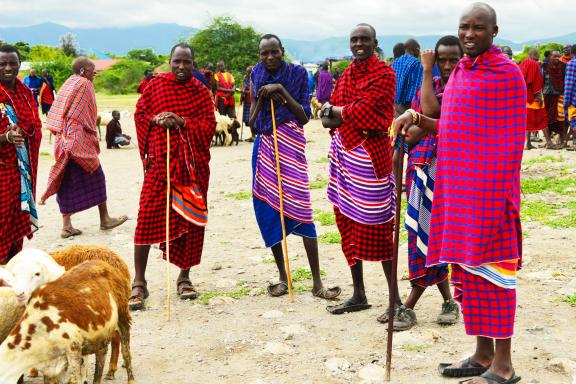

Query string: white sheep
0 258 135 384
214 113 234 146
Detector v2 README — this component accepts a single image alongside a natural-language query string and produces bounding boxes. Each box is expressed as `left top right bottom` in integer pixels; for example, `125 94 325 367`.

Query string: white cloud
1 0 574 42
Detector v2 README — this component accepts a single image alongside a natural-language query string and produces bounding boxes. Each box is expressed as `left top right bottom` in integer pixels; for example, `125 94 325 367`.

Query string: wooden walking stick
271 99 294 302
386 129 404 381
165 128 171 321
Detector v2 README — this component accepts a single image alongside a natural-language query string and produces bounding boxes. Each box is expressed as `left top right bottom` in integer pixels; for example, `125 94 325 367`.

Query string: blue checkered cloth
391 54 423 104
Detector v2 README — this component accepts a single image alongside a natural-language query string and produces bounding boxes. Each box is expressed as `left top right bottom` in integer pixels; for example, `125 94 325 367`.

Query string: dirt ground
22 102 576 383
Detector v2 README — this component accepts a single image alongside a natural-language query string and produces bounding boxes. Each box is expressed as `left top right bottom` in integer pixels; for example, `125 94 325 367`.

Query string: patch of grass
39 151 51 156
310 177 329 190
315 157 329 164
291 267 326 282
293 283 312 294
545 212 576 228
319 232 342 244
403 344 429 353
399 229 408 245
523 155 564 166
559 294 576 306
262 258 276 264
313 210 336 226
199 287 253 305
236 280 248 287
521 177 576 195
225 191 252 200
521 199 558 222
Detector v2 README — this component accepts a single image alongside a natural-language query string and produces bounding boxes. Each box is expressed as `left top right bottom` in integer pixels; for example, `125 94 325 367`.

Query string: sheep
5 245 132 381
0 286 24 345
214 113 234 146
0 258 135 384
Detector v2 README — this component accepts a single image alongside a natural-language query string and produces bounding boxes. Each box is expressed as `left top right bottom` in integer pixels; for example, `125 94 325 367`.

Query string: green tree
513 42 565 63
59 32 78 57
94 59 149 94
189 16 260 78
14 42 31 61
29 45 61 62
41 55 74 90
127 48 162 66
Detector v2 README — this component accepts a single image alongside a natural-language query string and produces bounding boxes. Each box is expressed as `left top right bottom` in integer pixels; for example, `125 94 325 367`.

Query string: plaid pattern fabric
565 58 576 131
134 72 215 269
334 206 393 266
427 46 525 268
214 71 235 107
0 80 42 262
42 75 100 203
56 160 107 214
251 61 311 135
330 55 395 179
452 264 516 338
520 58 547 131
391 54 423 104
406 76 443 173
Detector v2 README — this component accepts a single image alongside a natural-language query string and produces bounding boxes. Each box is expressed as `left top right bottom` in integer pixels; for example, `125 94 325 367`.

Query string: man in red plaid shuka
520 49 550 149
131 44 216 310
0 45 42 262
395 4 524 383
321 24 401 317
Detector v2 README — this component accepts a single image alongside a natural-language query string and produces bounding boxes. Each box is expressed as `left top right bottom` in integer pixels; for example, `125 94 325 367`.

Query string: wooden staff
165 128 171 321
270 99 294 302
386 131 404 381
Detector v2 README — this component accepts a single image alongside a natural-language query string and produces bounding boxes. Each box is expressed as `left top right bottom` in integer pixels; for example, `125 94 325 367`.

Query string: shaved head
355 23 376 39
71 56 94 75
462 2 497 25
528 48 539 59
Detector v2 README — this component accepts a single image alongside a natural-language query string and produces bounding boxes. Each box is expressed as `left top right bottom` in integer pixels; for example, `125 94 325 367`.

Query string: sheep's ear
43 259 65 280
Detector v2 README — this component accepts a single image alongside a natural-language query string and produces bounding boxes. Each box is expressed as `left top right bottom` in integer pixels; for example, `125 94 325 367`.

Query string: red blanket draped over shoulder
520 57 547 131
427 46 526 268
0 80 42 261
42 74 100 202
330 55 395 178
134 72 216 269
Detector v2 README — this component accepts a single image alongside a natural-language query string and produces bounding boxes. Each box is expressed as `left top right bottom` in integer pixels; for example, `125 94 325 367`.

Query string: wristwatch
321 102 333 118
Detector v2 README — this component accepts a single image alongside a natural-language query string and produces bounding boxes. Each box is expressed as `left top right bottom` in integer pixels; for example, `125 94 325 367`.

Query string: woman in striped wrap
249 34 340 300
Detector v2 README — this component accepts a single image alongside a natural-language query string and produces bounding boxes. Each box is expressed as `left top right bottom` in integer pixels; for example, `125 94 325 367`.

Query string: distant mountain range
0 22 574 63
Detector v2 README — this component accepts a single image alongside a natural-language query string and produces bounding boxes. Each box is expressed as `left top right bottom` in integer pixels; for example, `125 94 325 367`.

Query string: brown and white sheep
0 259 135 384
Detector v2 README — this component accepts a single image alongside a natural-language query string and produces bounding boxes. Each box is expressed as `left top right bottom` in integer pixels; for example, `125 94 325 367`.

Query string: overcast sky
2 0 574 42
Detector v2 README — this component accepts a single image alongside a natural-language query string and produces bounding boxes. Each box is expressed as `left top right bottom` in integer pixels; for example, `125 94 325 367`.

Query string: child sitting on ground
106 110 131 149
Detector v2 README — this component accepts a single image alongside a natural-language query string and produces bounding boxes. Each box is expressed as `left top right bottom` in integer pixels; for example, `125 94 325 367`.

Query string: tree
127 48 162 66
513 42 564 63
59 33 78 57
14 42 31 61
94 59 149 94
189 16 260 78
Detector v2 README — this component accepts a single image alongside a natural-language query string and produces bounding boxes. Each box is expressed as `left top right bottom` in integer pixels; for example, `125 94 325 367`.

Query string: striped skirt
252 121 316 247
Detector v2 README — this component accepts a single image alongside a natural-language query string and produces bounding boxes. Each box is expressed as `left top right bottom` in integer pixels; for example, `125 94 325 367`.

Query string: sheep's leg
93 344 108 384
118 323 135 384
105 331 121 380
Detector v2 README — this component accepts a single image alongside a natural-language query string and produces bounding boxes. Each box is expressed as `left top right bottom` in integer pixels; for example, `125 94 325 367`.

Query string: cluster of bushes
94 59 150 94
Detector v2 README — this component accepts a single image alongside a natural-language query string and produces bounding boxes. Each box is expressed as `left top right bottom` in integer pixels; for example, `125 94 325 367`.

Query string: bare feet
100 215 128 230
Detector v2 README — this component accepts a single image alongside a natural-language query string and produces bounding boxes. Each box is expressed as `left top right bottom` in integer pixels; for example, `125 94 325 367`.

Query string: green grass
225 191 252 200
521 199 559 222
523 155 564 166
545 212 576 228
319 232 342 244
262 258 276 264
39 151 51 156
199 287 256 305
521 177 576 195
313 210 336 226
399 229 408 245
291 267 326 282
310 177 329 190
403 344 429 353
315 157 329 164
95 92 139 108
559 294 576 306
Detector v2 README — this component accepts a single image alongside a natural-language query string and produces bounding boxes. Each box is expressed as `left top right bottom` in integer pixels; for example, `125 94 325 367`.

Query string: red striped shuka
134 72 216 270
520 57 548 131
0 79 42 262
427 46 526 339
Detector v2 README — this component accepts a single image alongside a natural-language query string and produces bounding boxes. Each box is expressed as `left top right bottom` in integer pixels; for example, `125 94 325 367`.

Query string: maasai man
379 36 463 331
315 64 333 105
137 69 154 94
501 45 513 60
560 44 574 65
0 45 42 263
391 38 423 115
38 69 56 115
543 51 567 145
131 43 216 310
393 43 405 61
521 49 549 149
41 57 127 238
320 24 399 316
249 34 340 300
394 3 525 383
240 66 255 142
565 45 576 150
214 61 236 118
23 68 43 106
